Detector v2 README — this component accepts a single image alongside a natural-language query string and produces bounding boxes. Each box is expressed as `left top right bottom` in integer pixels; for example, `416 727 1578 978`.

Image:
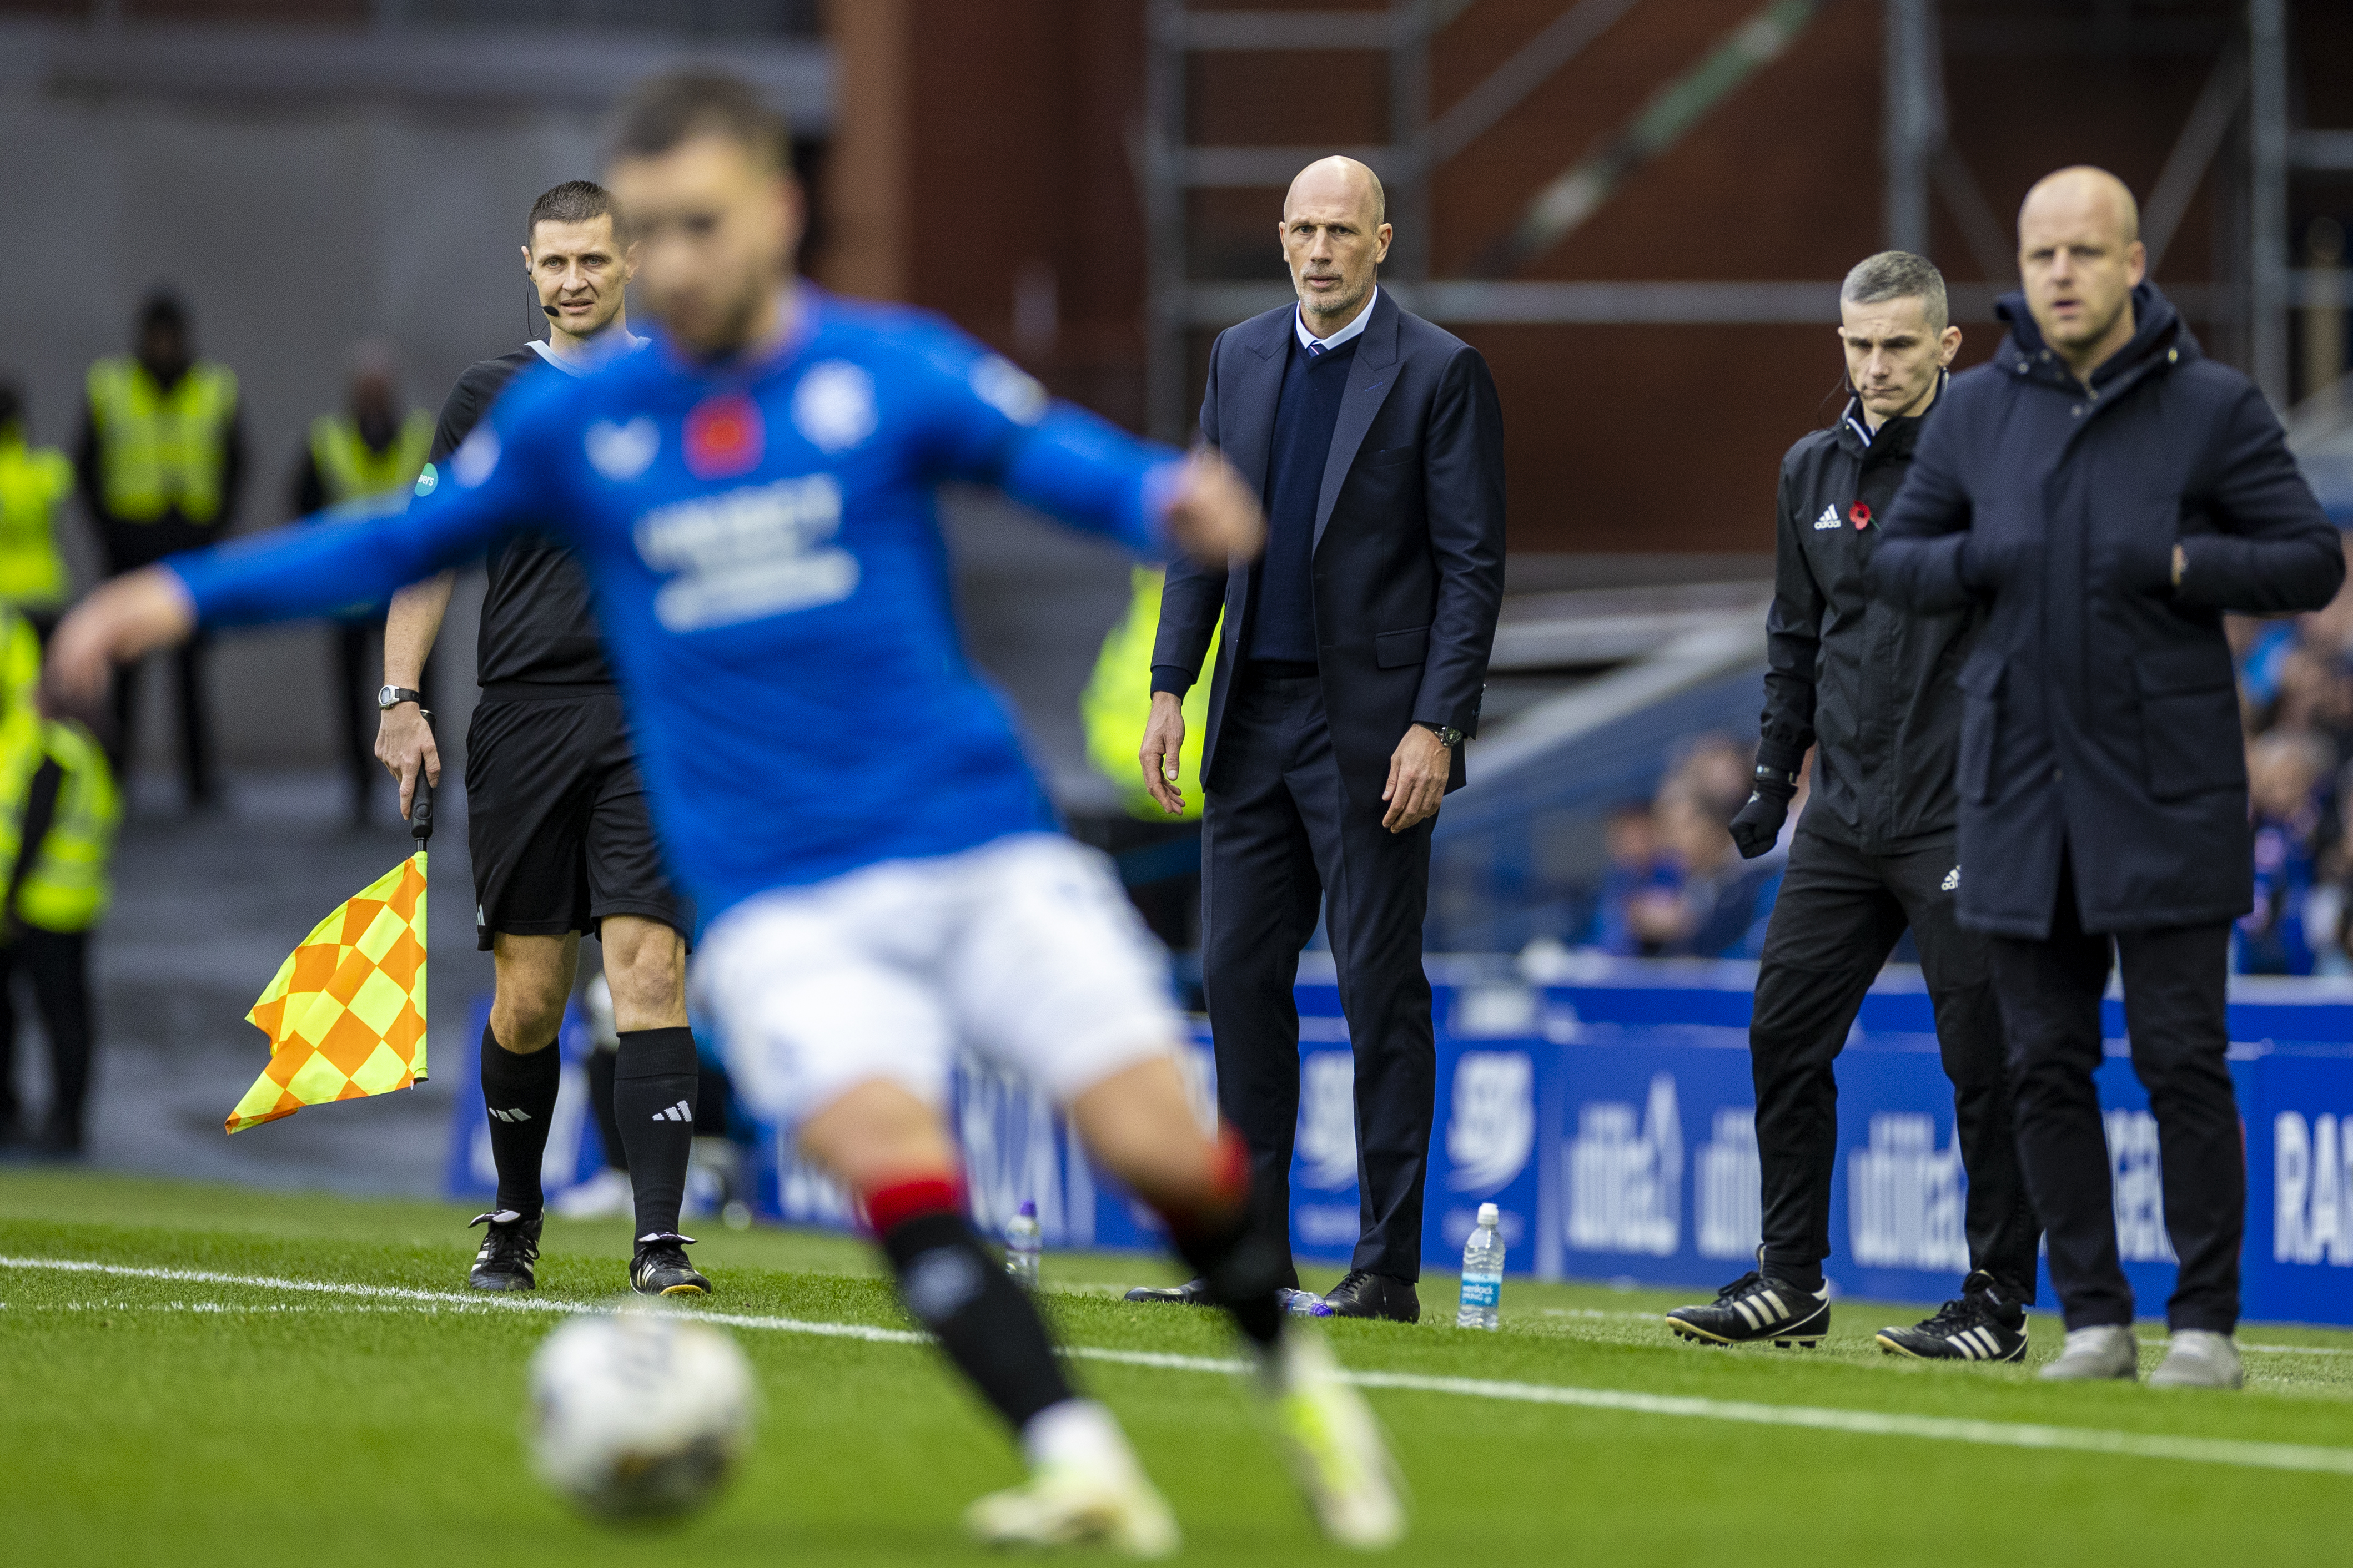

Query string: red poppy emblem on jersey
684 394 765 480
1849 501 1872 530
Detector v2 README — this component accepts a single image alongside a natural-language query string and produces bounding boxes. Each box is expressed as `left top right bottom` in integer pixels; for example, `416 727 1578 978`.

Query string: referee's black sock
614 1026 699 1239
871 1176 1075 1433
479 1024 561 1218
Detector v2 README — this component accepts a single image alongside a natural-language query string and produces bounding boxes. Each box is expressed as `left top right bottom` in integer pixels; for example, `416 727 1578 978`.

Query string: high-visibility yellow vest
85 356 239 524
0 436 72 608
17 718 119 934
308 410 433 508
1082 566 1220 823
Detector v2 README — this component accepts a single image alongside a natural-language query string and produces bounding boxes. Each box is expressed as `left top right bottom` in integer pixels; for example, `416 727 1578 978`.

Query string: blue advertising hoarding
443 957 2353 1326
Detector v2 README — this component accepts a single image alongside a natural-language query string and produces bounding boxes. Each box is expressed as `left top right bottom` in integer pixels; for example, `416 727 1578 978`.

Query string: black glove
1728 769 1797 860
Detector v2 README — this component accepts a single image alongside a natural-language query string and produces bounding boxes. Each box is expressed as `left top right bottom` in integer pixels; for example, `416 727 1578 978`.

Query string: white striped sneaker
1876 1270 2029 1363
1666 1269 1830 1347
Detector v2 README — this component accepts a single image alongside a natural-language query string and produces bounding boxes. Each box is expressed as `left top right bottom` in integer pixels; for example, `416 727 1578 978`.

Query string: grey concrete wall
0 84 616 768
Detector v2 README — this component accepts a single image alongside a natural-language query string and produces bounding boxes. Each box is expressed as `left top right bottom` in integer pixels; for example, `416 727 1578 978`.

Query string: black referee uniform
430 345 689 954
431 342 700 1262
1671 379 2039 1357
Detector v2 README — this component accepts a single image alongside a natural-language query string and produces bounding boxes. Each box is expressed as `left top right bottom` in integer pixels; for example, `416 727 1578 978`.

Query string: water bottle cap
1018 1200 1037 1217
1476 1202 1500 1227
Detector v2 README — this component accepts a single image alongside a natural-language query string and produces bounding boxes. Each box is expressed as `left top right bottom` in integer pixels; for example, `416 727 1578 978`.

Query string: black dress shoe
1319 1270 1419 1323
1125 1261 1301 1306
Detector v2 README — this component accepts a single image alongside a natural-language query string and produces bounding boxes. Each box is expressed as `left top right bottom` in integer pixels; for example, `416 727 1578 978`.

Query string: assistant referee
374 181 707 1298
1667 253 2039 1359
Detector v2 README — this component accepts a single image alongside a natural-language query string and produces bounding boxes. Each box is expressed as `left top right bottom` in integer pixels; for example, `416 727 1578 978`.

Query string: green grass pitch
7 1169 2353 1566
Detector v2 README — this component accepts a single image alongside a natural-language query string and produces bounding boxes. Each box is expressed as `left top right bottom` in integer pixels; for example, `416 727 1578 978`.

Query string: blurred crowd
1585 732 1796 960
2231 538 2353 976
1579 538 2353 977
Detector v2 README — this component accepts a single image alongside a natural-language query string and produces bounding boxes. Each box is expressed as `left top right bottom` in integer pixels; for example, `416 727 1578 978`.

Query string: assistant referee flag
224 845 428 1135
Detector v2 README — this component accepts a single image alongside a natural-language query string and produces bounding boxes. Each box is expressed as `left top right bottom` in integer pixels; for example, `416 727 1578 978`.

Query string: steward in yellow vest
0 604 115 1156
0 380 73 625
77 291 242 808
290 359 433 828
1084 566 1218 822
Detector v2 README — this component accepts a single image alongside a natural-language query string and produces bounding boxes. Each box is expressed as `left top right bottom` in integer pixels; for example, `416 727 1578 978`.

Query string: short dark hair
1841 250 1949 333
138 289 188 336
608 70 788 173
526 180 621 246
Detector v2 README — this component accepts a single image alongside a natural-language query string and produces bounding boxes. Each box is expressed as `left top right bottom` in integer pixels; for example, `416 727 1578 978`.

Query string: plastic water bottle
1456 1202 1504 1330
1004 1201 1042 1290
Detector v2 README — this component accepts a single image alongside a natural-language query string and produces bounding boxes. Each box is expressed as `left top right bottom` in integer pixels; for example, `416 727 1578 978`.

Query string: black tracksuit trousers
1988 855 2240 1333
1750 816 2040 1295
0 928 95 1145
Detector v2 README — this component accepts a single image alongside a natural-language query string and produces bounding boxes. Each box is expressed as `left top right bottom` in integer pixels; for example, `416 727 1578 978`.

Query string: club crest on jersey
585 416 659 482
792 360 878 453
1851 502 1873 530
1813 505 1840 530
451 429 500 489
684 394 765 480
971 355 1048 426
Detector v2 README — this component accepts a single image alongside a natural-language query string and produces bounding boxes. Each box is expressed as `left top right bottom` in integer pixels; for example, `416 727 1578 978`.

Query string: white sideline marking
8 1256 2353 1476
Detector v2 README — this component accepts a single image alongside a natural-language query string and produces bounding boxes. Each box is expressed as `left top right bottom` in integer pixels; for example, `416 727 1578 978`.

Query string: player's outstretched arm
1155 447 1265 567
48 567 196 714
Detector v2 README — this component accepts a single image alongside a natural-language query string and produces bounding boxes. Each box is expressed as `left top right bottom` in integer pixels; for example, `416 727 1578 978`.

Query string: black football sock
873 1178 1075 1432
1156 1130 1287 1350
586 1045 625 1171
479 1023 561 1218
613 1026 698 1239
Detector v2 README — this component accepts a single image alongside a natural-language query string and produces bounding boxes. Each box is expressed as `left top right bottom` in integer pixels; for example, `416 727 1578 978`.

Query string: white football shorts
691 831 1184 1127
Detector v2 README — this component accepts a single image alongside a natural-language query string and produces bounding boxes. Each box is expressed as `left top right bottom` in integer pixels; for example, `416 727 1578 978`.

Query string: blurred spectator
1592 733 1786 959
2228 532 2353 974
2238 730 2332 975
1587 800 1676 956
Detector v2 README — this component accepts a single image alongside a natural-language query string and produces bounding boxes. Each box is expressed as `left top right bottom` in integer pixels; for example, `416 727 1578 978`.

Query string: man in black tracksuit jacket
1667 253 2040 1361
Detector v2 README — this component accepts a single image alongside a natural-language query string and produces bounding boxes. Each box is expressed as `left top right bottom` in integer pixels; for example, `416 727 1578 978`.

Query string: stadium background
2 0 2352 1280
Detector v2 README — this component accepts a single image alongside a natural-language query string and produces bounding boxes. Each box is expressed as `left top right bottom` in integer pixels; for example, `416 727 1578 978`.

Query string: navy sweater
1246 334 1359 663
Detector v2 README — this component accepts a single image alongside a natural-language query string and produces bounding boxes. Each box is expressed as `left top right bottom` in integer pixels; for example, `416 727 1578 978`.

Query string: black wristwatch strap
378 685 428 712
1754 763 1799 790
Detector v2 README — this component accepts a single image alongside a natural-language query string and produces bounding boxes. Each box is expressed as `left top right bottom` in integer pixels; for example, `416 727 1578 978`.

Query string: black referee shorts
464 690 690 952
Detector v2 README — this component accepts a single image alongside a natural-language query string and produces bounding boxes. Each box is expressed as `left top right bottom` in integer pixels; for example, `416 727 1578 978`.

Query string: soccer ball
527 1309 757 1521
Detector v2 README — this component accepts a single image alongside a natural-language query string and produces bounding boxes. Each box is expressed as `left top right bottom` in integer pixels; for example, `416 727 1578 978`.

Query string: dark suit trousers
1201 667 1436 1281
1749 820 2039 1295
1989 855 2240 1332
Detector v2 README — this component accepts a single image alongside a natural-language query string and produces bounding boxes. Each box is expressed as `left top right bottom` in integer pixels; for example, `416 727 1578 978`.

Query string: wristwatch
1426 725 1465 749
376 685 428 712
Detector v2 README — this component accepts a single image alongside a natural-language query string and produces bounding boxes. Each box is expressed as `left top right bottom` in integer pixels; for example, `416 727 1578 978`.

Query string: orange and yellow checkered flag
225 849 428 1134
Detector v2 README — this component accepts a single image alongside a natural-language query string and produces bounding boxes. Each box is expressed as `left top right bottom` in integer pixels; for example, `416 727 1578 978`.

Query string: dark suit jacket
1152 290 1506 808
1873 283 2345 937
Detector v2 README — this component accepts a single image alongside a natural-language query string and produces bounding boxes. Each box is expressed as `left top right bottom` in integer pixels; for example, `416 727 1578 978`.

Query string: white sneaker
2149 1329 2244 1390
550 1166 632 1220
1264 1330 1409 1550
966 1402 1179 1557
2037 1324 2139 1382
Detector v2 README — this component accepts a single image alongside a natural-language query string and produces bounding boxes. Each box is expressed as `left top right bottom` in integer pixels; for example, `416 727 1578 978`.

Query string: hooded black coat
1872 283 2345 938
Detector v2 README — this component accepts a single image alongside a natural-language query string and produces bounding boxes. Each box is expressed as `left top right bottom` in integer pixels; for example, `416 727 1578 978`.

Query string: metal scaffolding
1141 0 2344 432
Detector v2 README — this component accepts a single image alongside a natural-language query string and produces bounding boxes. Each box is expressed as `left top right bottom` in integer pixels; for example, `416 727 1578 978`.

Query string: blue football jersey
174 291 1181 923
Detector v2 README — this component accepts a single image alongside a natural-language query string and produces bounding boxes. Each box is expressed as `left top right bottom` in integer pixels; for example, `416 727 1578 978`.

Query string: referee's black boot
466 1209 542 1292
630 1232 711 1297
1666 1267 1828 1347
1876 1270 2028 1363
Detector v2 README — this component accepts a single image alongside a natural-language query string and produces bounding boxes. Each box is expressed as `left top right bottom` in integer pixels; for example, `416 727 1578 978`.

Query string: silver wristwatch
376 685 428 712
